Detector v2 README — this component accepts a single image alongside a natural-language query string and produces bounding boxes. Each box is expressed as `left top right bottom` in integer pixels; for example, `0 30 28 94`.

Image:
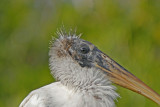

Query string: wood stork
19 30 160 107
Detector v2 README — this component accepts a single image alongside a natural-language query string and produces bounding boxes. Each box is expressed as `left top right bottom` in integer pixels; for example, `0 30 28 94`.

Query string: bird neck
50 56 107 88
49 56 119 107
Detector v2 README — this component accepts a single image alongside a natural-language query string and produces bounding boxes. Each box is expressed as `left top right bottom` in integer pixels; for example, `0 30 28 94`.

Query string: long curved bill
95 52 160 105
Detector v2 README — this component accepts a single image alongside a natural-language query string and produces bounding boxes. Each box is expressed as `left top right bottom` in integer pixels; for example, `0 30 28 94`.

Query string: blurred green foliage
0 0 160 107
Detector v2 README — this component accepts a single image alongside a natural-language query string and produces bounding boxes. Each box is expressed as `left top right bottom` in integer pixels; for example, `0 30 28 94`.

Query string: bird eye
79 45 90 54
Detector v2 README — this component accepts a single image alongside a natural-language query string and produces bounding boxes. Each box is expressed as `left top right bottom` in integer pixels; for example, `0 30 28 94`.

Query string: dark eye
80 45 90 54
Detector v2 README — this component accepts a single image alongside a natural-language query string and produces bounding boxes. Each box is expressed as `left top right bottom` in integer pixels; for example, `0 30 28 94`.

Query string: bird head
49 30 160 105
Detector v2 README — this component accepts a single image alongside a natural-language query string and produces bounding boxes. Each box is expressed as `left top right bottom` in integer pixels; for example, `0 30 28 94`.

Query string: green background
0 0 160 107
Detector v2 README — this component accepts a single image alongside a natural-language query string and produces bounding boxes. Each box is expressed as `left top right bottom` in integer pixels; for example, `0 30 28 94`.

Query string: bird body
20 30 160 107
20 55 118 107
20 81 117 107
